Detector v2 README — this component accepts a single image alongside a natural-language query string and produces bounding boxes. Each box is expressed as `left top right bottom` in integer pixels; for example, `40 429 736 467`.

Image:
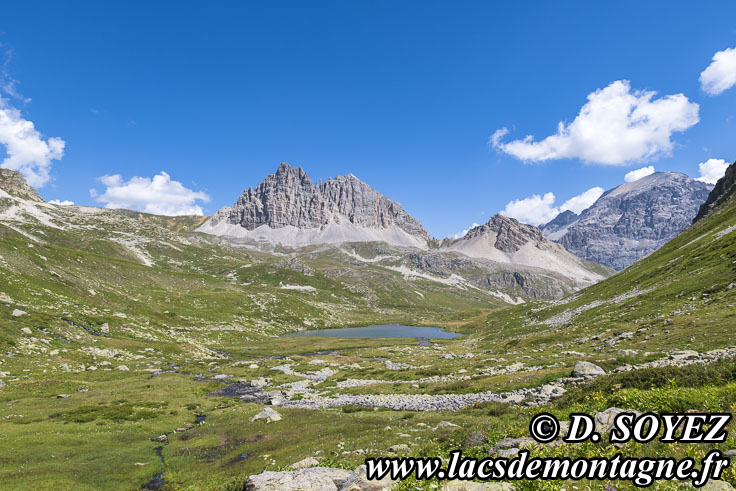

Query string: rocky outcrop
463 215 545 253
245 464 397 491
245 467 352 491
694 160 736 223
442 214 609 288
543 172 711 270
199 163 429 248
0 169 43 202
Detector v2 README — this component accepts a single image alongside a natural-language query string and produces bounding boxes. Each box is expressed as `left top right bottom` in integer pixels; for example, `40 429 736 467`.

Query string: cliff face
463 214 546 253
0 169 44 202
694 160 736 223
542 172 711 271
201 163 429 247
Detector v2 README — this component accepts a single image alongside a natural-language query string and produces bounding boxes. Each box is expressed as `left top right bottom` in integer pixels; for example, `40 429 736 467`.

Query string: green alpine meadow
3 4 736 489
2 159 736 489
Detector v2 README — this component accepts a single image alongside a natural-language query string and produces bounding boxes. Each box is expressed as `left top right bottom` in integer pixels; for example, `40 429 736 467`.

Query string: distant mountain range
198 163 611 290
3 161 728 302
540 172 711 270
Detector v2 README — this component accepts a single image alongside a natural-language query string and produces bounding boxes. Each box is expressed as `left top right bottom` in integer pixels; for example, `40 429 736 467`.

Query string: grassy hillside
1 176 736 489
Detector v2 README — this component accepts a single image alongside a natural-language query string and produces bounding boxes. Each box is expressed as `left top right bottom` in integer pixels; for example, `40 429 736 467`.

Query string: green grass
1 182 736 489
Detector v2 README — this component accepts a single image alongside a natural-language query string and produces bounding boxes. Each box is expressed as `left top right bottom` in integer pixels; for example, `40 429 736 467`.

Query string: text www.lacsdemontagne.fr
365 450 729 487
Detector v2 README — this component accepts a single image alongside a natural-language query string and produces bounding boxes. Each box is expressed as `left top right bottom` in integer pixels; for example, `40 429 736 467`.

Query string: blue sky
1 1 735 237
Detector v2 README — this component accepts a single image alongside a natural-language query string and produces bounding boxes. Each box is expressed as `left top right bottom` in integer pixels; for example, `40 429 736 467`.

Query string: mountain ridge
694 160 736 223
198 162 430 248
541 171 711 270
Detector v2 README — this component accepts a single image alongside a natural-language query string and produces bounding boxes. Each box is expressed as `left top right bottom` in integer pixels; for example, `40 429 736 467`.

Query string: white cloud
500 187 603 226
624 165 655 183
491 80 699 166
696 158 729 185
500 192 558 226
699 47 736 96
91 171 210 216
0 95 65 187
559 187 604 214
452 222 480 239
49 199 74 206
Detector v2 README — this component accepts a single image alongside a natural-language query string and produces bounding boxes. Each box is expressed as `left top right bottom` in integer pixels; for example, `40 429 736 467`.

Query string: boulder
251 407 282 423
669 350 699 360
594 407 642 435
701 481 735 491
11 309 27 317
245 467 351 491
571 361 606 378
338 464 397 490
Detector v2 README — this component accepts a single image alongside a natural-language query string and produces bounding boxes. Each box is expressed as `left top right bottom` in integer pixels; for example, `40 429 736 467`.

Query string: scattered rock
20 327 32 335
670 350 699 360
245 467 351 491
116 365 130 371
389 444 410 454
571 361 606 378
56 394 70 399
0 380 5 388
251 377 271 388
251 407 282 423
435 420 459 429
100 323 109 333
12 309 27 317
151 435 168 443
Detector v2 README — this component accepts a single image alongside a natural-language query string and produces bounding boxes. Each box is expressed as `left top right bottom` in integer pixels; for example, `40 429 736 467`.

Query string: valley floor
3 304 736 491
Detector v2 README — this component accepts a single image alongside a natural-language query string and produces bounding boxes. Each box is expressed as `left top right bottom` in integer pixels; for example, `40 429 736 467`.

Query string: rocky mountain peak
693 160 736 223
543 171 711 270
0 169 44 202
201 163 430 247
463 214 543 253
